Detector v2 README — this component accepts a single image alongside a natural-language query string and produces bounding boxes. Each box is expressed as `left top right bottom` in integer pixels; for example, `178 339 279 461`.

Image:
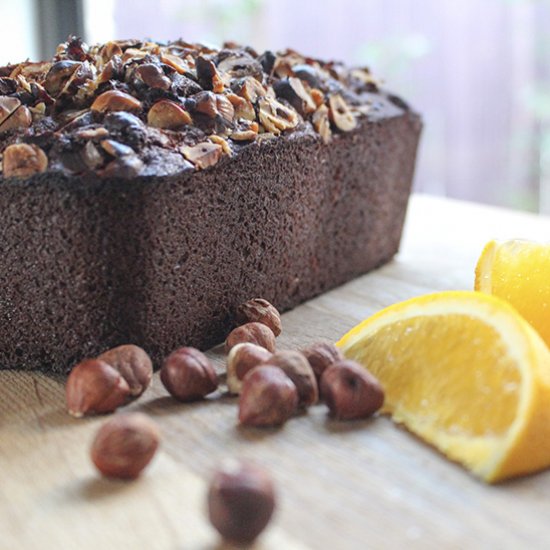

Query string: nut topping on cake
0 35 404 178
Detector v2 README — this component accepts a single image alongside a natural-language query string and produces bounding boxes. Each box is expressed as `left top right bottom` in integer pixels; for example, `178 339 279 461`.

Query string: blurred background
1 0 550 212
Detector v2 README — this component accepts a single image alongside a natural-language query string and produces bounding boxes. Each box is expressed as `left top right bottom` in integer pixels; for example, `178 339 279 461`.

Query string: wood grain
2 194 550 550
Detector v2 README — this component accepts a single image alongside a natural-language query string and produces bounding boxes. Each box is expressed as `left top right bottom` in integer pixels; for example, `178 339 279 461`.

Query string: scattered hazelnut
91 412 160 479
3 143 48 178
100 139 135 157
235 298 282 336
215 94 235 123
264 350 318 408
98 344 153 398
66 358 131 417
226 342 273 395
147 99 192 129
328 94 357 132
180 142 222 170
226 93 255 120
238 366 298 427
195 56 224 93
233 76 267 103
91 90 142 113
207 459 276 545
320 360 384 420
160 347 218 402
302 341 344 383
225 322 276 354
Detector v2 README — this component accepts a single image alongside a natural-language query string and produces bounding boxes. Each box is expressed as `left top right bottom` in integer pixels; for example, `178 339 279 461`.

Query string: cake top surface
0 36 409 179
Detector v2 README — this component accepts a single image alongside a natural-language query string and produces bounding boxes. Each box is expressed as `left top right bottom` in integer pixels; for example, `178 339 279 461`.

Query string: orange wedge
337 291 550 482
475 239 550 347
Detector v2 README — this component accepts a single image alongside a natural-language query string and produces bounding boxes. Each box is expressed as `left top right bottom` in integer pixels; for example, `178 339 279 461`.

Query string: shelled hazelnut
235 298 282 336
302 342 344 383
91 413 160 479
98 344 153 398
320 360 384 420
2 143 48 177
264 350 318 408
225 322 276 354
238 366 298 427
226 342 273 395
160 347 218 401
207 459 276 545
91 90 142 113
65 358 130 417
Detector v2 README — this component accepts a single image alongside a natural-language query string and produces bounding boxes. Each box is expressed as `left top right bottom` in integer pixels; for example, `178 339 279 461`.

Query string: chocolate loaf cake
0 37 421 372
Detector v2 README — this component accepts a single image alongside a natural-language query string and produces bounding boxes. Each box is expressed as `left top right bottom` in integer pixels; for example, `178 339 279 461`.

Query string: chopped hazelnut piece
3 143 48 177
91 90 142 113
312 104 332 144
147 100 192 129
0 97 32 134
181 142 222 170
258 97 299 134
328 94 357 132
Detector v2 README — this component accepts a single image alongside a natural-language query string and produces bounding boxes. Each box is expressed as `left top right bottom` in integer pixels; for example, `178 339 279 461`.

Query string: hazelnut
273 77 316 115
195 56 224 93
91 90 142 113
227 93 255 121
100 139 135 157
2 144 48 178
264 350 318 408
233 76 268 103
0 97 32 134
43 60 81 96
302 341 344 382
66 358 131 417
312 104 332 144
235 298 282 336
91 413 160 479
226 342 273 395
258 97 299 134
147 100 192 129
225 322 276 354
239 366 298 427
328 94 357 132
180 142 222 170
207 459 276 545
133 63 171 90
320 360 385 420
215 94 235 123
98 344 153 398
160 347 218 401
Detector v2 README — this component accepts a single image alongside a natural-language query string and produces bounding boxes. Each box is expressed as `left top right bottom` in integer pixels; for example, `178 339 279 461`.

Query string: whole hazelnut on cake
160 347 218 401
208 459 276 545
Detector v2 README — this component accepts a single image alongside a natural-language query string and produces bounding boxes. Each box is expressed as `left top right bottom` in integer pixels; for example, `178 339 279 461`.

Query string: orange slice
475 239 550 347
337 291 550 482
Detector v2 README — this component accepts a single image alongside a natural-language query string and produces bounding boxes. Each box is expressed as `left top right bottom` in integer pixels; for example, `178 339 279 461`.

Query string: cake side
0 111 420 372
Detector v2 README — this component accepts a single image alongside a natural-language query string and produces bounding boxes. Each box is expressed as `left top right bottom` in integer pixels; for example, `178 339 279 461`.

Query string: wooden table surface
2 194 550 550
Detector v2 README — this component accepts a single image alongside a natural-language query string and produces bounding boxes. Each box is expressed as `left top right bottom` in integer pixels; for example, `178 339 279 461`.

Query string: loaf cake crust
0 38 421 372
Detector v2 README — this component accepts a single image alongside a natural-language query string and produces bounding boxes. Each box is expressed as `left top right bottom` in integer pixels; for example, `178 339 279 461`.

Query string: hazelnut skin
226 342 273 395
320 360 385 420
160 347 218 401
91 413 160 479
98 344 153 398
225 322 276 354
302 341 344 382
66 358 130 417
236 298 282 336
238 366 298 427
208 459 276 545
263 350 318 407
